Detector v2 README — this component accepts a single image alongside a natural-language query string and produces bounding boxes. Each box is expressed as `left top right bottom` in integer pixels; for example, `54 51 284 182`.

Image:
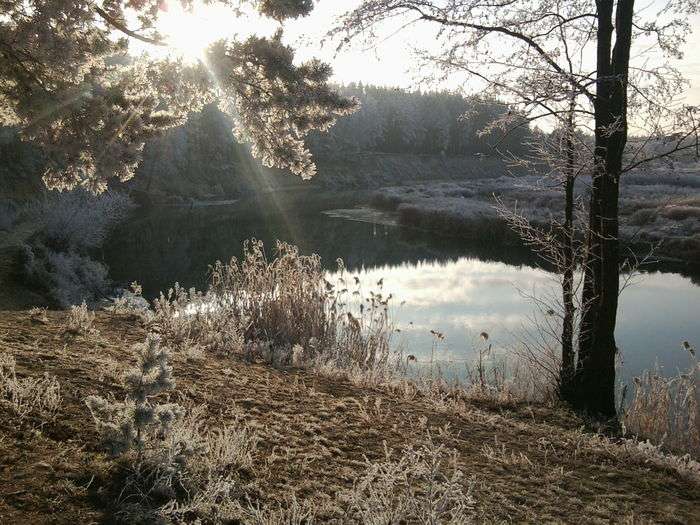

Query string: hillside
1 309 698 523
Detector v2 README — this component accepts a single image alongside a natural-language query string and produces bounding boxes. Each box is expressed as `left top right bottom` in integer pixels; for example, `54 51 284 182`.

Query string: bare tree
333 0 700 416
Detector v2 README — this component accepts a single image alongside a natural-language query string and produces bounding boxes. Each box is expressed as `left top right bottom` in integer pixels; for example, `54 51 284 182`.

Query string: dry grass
63 301 97 336
347 432 475 524
28 306 49 324
0 309 699 523
1 241 698 522
0 352 61 421
623 359 700 459
150 240 395 373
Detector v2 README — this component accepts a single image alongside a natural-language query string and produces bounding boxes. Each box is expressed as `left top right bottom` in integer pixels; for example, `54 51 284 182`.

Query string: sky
135 0 700 107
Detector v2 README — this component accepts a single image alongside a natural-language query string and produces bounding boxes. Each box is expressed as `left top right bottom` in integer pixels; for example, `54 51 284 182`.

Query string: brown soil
1 310 698 524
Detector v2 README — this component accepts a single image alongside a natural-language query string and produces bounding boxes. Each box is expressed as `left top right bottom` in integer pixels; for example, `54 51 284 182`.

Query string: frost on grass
149 240 395 372
372 162 700 259
623 358 700 459
106 282 150 315
28 306 49 325
148 282 247 358
63 301 97 336
0 352 61 421
85 335 258 522
347 433 475 524
242 496 319 525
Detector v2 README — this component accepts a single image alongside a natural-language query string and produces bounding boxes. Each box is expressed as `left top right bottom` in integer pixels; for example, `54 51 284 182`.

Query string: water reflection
104 198 700 381
338 259 699 381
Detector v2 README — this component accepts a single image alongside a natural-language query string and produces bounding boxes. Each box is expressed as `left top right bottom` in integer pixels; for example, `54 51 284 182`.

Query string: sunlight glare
156 2 231 61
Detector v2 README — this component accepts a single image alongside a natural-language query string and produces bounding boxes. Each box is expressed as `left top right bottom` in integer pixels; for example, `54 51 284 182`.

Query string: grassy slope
1 310 698 524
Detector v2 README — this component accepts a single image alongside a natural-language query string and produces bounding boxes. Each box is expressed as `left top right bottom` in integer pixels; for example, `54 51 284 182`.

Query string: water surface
104 194 700 383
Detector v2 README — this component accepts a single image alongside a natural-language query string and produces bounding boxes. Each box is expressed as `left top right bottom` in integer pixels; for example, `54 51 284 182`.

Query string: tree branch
94 5 167 47
401 4 596 104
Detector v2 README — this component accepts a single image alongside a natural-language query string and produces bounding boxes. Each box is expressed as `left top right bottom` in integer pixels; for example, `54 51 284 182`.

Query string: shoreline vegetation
2 0 700 521
368 162 700 265
1 241 698 522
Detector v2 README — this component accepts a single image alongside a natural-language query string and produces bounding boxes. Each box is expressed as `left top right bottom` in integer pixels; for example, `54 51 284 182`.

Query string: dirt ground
1 309 698 524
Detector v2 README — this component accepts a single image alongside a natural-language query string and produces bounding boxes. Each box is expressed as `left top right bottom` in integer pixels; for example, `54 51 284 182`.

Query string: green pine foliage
86 334 184 459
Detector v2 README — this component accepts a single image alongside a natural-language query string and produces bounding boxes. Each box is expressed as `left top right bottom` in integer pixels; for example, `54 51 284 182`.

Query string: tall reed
623 357 699 458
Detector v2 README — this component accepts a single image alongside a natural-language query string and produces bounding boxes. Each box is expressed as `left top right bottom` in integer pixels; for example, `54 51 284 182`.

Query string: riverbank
1 308 699 523
370 164 700 264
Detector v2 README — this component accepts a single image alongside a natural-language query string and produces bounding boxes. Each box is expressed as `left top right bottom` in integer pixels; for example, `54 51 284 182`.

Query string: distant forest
1 85 533 201
309 84 533 158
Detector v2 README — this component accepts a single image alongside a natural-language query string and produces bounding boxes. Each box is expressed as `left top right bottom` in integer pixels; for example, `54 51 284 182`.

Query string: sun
154 1 275 63
155 2 236 62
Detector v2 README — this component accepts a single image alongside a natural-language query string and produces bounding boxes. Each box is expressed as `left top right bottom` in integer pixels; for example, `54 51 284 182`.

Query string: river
104 192 700 384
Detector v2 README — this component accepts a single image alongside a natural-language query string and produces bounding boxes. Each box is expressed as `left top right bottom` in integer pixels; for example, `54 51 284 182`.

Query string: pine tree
1 0 355 192
86 334 184 461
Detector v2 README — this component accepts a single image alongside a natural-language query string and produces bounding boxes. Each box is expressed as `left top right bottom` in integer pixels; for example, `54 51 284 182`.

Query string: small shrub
86 335 257 522
106 282 150 315
64 301 97 336
0 353 61 421
86 334 182 458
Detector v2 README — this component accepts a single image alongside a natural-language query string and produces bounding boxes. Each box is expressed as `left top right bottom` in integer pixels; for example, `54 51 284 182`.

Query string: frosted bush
149 240 394 371
19 190 132 307
150 282 246 356
208 239 332 353
623 360 700 458
24 189 134 251
107 282 150 315
22 243 110 307
64 301 96 336
150 283 199 349
0 353 61 421
86 336 257 522
86 335 183 458
348 434 475 524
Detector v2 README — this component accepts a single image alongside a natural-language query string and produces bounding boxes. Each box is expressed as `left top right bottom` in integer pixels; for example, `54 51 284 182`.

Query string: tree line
309 84 533 159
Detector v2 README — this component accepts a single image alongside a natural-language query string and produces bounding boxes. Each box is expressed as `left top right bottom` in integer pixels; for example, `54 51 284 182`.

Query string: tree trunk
574 0 634 417
560 103 576 398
